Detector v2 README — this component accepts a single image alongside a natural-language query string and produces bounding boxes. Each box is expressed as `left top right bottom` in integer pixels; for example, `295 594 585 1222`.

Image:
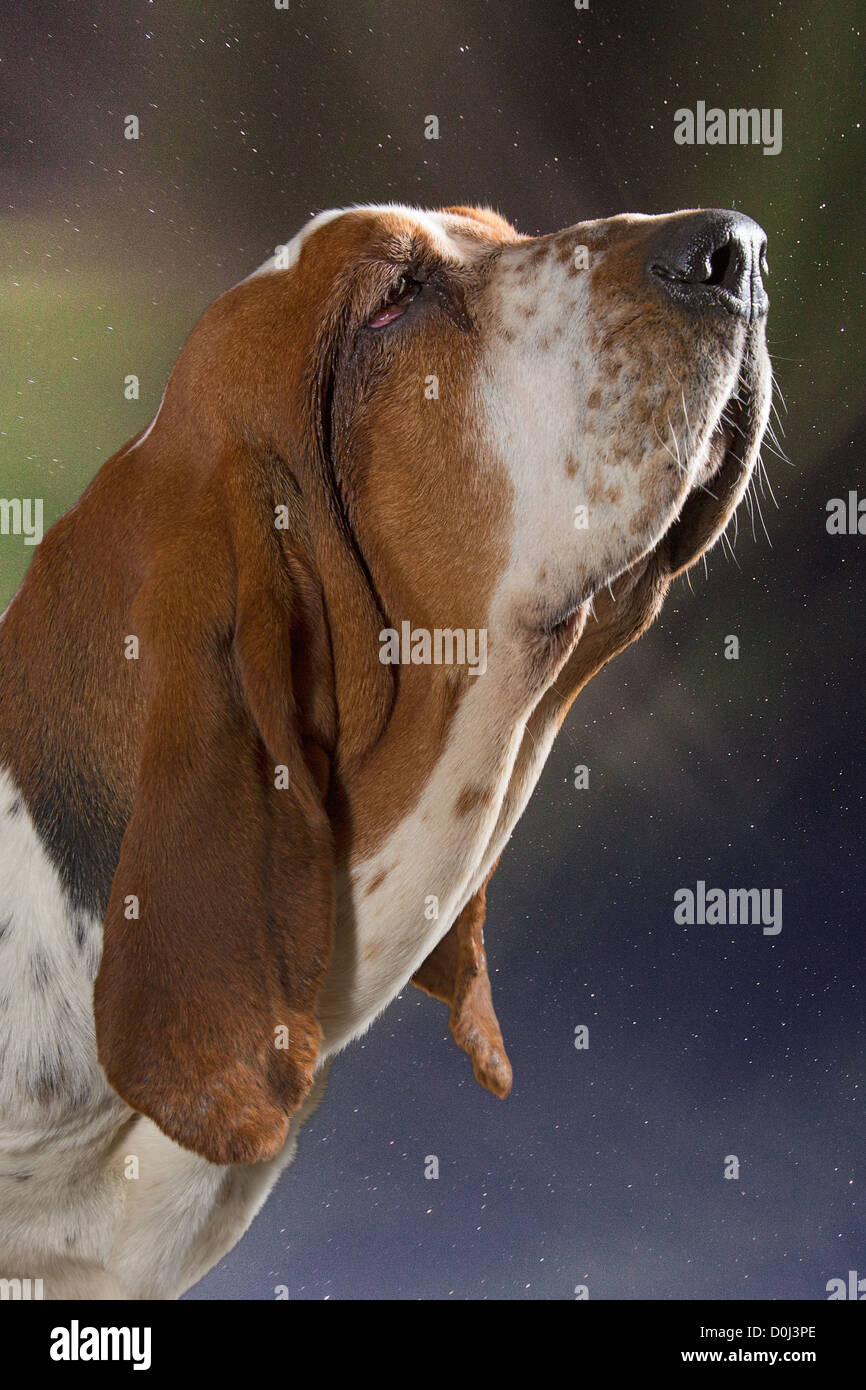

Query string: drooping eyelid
382 244 443 291
356 250 443 325
349 227 477 336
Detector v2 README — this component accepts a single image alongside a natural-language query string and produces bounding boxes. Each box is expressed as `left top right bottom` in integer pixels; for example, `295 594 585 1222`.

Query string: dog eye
367 273 422 328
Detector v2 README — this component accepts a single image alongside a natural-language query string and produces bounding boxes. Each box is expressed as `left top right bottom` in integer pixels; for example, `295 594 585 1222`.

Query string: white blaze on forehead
245 202 467 281
245 207 348 278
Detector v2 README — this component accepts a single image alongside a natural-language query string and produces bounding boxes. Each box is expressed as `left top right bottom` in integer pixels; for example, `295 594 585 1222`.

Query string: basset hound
0 202 771 1299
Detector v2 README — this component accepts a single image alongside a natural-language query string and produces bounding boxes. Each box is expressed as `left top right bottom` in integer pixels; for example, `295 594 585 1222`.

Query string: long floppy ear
94 446 336 1167
412 873 512 1099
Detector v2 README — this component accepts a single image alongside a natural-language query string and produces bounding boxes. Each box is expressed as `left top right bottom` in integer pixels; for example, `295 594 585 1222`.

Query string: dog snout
647 209 769 322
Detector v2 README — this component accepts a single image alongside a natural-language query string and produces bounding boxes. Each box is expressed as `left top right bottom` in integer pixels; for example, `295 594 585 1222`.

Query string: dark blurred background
1 0 863 1300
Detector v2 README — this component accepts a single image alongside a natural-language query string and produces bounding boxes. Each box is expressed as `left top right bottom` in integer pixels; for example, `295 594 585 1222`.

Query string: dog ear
94 443 336 1166
412 875 512 1099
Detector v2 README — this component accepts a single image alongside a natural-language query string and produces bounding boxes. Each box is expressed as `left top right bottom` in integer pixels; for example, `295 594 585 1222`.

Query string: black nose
648 210 769 321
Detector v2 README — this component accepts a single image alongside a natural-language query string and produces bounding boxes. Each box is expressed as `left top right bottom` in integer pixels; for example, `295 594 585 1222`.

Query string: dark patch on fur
8 797 22 818
30 949 52 992
26 762 129 920
364 869 388 896
0 915 12 943
455 784 494 818
31 1060 65 1104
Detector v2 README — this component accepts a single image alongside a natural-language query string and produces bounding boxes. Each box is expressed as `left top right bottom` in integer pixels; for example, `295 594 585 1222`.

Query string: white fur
246 203 456 280
120 384 167 456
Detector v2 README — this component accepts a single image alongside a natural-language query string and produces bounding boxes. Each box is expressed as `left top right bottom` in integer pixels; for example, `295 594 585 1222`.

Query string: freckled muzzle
478 206 773 654
593 208 772 489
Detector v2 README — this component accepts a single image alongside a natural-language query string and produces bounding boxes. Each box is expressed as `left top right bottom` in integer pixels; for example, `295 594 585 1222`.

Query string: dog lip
706 382 749 479
538 588 594 639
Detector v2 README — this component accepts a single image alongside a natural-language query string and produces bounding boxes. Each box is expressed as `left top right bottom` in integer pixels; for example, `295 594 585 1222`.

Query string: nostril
703 242 733 287
648 209 769 320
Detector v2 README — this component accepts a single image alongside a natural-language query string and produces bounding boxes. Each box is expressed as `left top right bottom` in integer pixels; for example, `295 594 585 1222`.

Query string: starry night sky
1 0 863 1300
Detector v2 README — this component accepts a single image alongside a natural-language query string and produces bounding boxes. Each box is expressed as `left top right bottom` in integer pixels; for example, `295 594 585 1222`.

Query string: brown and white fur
0 203 771 1297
